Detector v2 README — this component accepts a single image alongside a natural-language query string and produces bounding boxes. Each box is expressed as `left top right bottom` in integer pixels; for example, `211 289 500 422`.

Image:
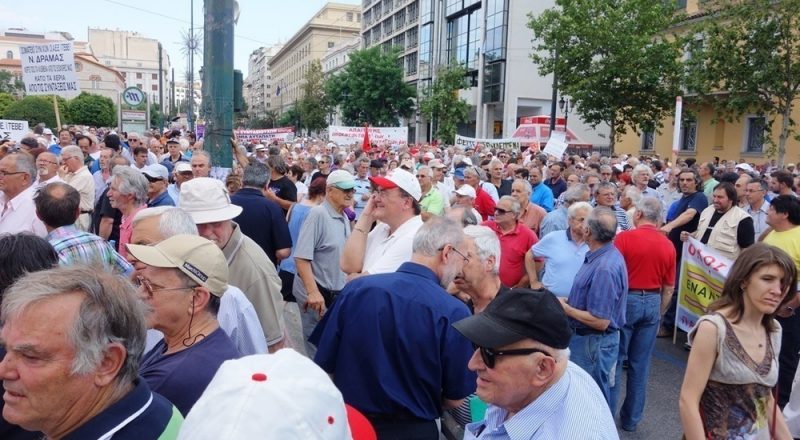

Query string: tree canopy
67 92 117 127
419 65 470 145
299 60 329 132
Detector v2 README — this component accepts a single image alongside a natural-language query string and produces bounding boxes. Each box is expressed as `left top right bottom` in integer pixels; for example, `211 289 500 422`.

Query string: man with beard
311 217 476 439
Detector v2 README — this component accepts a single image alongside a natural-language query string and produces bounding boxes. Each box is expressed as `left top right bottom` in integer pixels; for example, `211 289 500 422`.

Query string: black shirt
231 188 292 266
92 186 122 250
268 176 297 214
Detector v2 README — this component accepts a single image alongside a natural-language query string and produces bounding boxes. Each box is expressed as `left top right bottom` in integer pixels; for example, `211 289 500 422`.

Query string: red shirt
473 186 496 221
483 220 539 287
614 224 676 290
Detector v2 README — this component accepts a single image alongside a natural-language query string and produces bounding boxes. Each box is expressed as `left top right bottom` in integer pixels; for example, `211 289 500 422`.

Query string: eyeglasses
494 208 511 215
134 276 194 298
333 186 355 194
477 345 554 368
438 245 469 263
0 171 26 178
318 161 328 164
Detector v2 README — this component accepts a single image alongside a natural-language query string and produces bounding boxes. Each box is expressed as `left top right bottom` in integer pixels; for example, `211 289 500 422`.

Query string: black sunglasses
477 345 553 368
494 208 510 215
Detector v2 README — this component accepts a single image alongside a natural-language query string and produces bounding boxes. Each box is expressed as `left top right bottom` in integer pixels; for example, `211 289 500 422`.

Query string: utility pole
203 0 234 168
549 49 558 138
158 42 164 131
188 0 195 132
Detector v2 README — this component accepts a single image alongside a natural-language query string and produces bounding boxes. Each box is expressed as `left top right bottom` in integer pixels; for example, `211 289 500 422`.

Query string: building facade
321 36 360 126
174 81 201 117
616 0 799 165
268 2 361 114
87 28 172 114
244 44 282 119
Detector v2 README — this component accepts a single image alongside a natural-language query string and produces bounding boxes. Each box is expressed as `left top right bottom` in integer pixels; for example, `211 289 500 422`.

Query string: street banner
329 126 408 146
196 126 294 143
542 131 569 158
0 120 30 141
675 237 732 333
19 41 80 97
454 135 521 152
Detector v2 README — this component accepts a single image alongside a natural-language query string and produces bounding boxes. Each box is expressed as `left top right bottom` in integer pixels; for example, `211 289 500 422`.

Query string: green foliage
149 103 162 129
684 0 800 166
66 92 117 127
419 65 470 144
0 92 15 118
278 106 301 129
299 60 329 132
528 0 685 151
0 70 24 95
325 47 415 127
4 95 67 128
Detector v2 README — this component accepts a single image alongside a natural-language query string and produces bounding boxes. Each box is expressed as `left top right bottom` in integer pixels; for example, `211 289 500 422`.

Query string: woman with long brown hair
680 243 797 439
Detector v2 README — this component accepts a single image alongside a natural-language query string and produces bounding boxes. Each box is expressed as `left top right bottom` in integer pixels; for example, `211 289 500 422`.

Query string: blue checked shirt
464 362 619 439
47 225 134 276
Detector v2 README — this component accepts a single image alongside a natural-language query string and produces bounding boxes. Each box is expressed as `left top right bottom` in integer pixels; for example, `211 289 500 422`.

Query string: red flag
362 124 371 152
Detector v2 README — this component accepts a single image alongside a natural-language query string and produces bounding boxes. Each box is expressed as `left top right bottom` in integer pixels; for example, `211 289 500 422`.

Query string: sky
0 0 361 80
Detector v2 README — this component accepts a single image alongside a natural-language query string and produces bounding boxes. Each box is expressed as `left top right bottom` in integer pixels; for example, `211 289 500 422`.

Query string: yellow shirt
764 226 800 271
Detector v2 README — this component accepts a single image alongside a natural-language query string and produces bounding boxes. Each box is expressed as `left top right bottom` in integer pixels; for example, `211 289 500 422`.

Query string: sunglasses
477 345 553 368
494 208 511 215
334 186 355 194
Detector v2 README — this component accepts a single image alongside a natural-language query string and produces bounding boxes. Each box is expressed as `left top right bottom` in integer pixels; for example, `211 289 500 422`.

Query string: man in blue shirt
559 206 628 407
311 217 476 440
528 167 554 212
454 289 617 440
142 164 175 208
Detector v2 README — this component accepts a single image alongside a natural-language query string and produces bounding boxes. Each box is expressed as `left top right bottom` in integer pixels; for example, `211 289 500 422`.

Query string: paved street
617 332 690 439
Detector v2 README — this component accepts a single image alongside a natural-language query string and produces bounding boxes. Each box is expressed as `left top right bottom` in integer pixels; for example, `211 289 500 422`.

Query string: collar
636 224 658 231
748 199 770 214
322 200 345 219
2 183 37 209
396 261 441 285
236 187 266 198
565 227 575 242
149 191 171 204
585 242 615 263
47 224 81 240
62 379 153 440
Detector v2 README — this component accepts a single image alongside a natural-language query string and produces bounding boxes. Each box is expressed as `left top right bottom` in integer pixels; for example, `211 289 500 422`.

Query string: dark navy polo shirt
147 190 175 208
231 187 292 266
311 262 477 420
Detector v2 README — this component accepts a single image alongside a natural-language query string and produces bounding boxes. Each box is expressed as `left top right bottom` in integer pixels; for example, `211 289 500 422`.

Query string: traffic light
233 69 243 113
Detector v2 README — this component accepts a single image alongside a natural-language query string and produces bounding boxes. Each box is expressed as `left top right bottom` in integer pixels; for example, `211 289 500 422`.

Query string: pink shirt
118 204 146 259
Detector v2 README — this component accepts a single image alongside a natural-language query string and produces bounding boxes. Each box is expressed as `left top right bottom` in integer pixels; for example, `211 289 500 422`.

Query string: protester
745 178 771 240
0 152 46 236
511 178 546 235
142 164 175 207
60 146 95 230
33 151 63 188
482 196 538 288
107 165 149 259
452 225 505 313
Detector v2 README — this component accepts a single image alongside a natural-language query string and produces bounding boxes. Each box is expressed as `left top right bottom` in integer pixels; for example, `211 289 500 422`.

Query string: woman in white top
679 243 797 439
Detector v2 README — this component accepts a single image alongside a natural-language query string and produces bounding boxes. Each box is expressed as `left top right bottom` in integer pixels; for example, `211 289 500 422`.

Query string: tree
4 95 67 128
299 60 329 132
528 0 685 151
66 92 117 127
325 47 415 127
419 65 470 144
149 102 163 129
278 106 301 130
0 92 16 118
0 70 24 96
684 0 800 167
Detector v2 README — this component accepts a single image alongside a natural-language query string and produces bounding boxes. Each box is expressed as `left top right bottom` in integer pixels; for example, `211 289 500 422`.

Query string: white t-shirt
362 215 424 274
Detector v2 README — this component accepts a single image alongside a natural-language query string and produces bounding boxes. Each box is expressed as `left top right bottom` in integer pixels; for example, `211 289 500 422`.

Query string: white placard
19 41 80 97
328 126 408 146
454 135 521 152
0 120 30 141
542 131 568 158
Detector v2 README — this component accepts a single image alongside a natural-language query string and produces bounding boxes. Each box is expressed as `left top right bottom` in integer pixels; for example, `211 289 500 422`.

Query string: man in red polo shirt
482 195 538 288
463 166 496 221
610 196 676 433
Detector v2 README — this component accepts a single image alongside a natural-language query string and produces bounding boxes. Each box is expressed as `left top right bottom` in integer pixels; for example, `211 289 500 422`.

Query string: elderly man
59 146 95 231
48 128 72 155
526 202 592 298
34 152 63 188
452 225 504 313
540 184 591 237
560 207 628 406
311 217 476 439
353 156 372 218
454 289 617 439
167 161 193 204
293 170 355 354
160 137 187 176
179 177 286 352
545 162 568 198
108 166 149 258
342 168 424 278
698 162 719 202
190 151 211 178
91 147 113 203
511 178 546 235
129 206 268 357
142 164 175 207
611 197 676 432
128 235 240 415
462 166 496 220
35 182 133 275
594 181 632 231
631 164 660 199
745 178 771 239
0 266 183 439
482 196 538 288
528 166 554 212
417 165 445 220
488 158 511 198
680 182 754 259
0 152 46 236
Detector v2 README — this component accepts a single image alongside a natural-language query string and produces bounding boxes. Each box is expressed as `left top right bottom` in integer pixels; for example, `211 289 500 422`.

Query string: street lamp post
559 96 571 134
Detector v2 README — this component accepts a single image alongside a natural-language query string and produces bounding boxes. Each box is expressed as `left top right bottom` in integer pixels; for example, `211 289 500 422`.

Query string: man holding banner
680 182 754 261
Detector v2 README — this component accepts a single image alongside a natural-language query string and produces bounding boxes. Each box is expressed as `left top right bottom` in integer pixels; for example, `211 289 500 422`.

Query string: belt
574 327 619 336
628 289 660 295
80 210 93 214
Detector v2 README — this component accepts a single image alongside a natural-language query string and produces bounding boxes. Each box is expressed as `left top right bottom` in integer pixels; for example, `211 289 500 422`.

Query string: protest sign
454 135 521 152
542 131 568 158
19 41 80 97
196 126 294 143
328 126 407 146
0 120 30 141
675 237 732 333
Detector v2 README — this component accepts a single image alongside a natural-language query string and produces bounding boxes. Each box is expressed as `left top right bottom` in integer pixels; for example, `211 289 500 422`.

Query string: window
152 73 158 80
680 118 697 151
407 26 418 48
122 72 127 78
419 23 433 78
152 84 158 91
446 9 480 69
641 131 655 151
347 12 354 21
484 0 508 62
5 50 12 59
136 72 142 79
745 116 766 153
137 83 143 89
406 52 418 76
90 75 101 90
328 41 335 49
483 62 504 102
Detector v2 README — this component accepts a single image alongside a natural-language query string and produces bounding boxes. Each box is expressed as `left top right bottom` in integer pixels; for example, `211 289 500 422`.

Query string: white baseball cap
142 164 169 180
175 162 192 173
453 184 476 198
735 163 755 173
368 168 422 201
326 170 357 190
179 177 243 224
177 350 376 440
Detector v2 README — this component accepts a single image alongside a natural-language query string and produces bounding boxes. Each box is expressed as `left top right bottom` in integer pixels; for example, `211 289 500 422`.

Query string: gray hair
1 266 147 388
463 166 483 180
563 184 589 205
632 164 653 179
568 201 593 219
463 225 501 274
10 152 37 180
242 162 270 188
513 178 532 195
586 206 617 243
132 206 198 236
266 155 288 175
499 195 521 215
623 186 642 205
488 158 503 168
111 166 149 205
595 181 618 196
192 150 212 166
412 216 465 256
449 206 479 227
417 165 433 178
600 164 613 174
61 145 84 162
636 196 663 223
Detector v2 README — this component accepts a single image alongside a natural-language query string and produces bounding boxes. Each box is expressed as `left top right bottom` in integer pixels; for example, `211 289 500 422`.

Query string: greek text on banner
454 135 521 152
675 237 732 333
20 42 80 97
328 126 408 146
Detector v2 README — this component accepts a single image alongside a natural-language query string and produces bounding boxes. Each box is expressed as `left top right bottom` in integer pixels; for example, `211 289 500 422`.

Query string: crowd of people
0 124 800 439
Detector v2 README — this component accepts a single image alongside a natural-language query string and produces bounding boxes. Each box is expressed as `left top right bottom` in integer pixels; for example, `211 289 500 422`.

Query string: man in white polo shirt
341 168 424 280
